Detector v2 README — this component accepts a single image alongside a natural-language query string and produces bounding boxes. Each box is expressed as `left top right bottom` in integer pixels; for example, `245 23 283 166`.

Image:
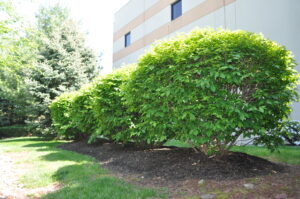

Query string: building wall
113 0 300 120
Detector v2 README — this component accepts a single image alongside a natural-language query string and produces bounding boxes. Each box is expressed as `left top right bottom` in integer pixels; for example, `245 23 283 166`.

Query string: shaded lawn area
0 137 166 199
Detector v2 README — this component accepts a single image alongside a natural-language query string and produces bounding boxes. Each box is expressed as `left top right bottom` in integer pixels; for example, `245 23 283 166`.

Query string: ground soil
60 141 300 199
0 152 60 199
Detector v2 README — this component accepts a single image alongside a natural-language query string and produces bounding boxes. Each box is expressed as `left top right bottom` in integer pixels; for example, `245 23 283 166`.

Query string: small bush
69 85 97 140
49 92 78 139
89 65 138 143
50 87 96 140
50 65 138 143
124 29 299 155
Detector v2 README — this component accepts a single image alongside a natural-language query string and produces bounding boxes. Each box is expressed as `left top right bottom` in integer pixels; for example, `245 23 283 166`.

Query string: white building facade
113 0 300 120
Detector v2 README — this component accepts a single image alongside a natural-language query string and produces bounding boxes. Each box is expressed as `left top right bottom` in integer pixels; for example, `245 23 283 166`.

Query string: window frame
171 0 182 21
125 32 131 47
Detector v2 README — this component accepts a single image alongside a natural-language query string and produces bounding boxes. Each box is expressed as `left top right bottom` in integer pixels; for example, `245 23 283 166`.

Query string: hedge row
50 65 138 143
50 29 299 155
0 125 30 138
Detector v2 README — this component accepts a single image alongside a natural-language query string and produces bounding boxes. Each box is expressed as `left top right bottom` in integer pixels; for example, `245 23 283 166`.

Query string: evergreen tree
27 5 99 135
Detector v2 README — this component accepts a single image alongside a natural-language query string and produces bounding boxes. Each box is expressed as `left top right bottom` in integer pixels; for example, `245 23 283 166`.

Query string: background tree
0 1 36 127
26 5 99 135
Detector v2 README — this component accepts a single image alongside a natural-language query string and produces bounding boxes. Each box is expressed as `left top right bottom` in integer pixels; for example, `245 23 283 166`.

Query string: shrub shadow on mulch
59 141 286 182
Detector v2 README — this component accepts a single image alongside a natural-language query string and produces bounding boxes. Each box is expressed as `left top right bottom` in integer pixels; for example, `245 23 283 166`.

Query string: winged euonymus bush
50 29 299 155
49 91 78 139
50 65 138 142
89 65 138 143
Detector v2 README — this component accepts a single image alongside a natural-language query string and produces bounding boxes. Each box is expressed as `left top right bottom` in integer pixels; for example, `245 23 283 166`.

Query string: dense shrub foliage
50 65 137 141
49 92 78 139
89 65 137 143
69 85 97 139
124 29 299 155
50 85 97 140
50 29 299 155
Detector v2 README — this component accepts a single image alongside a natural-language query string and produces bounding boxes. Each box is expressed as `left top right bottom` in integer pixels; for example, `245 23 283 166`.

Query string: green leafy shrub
49 65 137 142
89 65 138 143
49 92 78 139
68 85 97 140
124 29 299 155
50 85 97 140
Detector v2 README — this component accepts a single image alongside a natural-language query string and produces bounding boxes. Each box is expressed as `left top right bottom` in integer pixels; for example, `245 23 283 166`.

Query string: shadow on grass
42 163 166 199
23 142 66 150
0 137 46 143
40 152 89 162
23 142 89 162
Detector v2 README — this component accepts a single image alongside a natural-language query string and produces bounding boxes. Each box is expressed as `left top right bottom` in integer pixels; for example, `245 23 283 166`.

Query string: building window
125 32 131 47
171 0 182 20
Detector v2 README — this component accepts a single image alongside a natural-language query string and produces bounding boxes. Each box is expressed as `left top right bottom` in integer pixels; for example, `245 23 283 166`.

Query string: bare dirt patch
0 153 60 199
60 141 300 198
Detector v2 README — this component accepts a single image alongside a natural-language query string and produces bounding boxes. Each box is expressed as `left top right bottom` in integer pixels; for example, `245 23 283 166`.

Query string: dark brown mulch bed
59 141 286 182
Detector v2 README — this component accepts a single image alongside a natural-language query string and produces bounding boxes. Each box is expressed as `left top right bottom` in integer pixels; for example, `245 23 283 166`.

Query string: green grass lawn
165 139 300 165
0 137 299 199
0 137 166 199
231 145 300 165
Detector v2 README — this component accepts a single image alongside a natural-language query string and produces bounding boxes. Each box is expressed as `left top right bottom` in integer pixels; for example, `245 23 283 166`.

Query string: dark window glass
125 32 131 47
171 0 182 20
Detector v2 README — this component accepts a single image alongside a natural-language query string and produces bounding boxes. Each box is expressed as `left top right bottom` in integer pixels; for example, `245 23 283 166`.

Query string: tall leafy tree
27 5 99 135
0 1 36 126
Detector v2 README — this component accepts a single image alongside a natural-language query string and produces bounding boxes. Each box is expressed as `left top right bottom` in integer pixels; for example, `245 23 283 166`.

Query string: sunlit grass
0 137 166 199
165 139 300 165
231 145 300 165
